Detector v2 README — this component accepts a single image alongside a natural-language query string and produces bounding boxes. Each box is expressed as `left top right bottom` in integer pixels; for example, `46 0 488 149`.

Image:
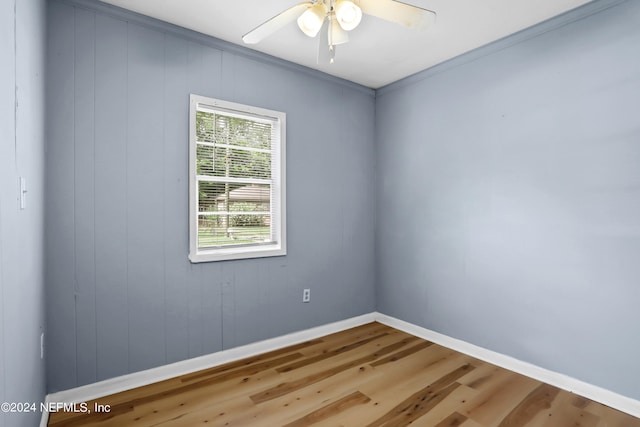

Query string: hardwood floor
48 323 640 426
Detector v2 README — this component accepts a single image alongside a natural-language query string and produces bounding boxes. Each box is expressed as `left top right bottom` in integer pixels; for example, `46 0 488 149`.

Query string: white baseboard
44 313 376 404
374 312 640 420
40 311 640 426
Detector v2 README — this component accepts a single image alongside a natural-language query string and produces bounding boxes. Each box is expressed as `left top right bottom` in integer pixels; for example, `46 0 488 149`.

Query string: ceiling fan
242 0 436 63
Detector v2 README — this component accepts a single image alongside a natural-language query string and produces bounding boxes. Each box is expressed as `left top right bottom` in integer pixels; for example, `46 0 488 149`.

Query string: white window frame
189 94 286 262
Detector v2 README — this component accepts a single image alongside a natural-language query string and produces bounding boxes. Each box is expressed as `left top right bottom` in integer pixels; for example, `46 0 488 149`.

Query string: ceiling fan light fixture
329 14 349 46
334 0 362 31
297 2 328 37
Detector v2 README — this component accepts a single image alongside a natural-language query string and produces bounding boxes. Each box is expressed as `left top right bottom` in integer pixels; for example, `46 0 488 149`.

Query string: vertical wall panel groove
46 0 78 392
163 33 191 365
74 6 98 387
126 22 167 374
93 13 129 383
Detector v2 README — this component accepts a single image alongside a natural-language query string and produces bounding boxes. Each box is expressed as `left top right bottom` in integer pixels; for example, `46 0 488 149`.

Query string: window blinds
195 107 282 249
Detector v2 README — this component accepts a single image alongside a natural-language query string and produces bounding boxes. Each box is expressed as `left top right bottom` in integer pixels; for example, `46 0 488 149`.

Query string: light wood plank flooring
48 322 640 426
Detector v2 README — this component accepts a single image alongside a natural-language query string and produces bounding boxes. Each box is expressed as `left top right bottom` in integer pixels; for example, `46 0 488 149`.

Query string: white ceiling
99 0 593 89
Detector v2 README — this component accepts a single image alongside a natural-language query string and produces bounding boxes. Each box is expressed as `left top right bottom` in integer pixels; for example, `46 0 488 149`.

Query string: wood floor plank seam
275 332 390 373
179 340 323 383
281 391 372 427
434 411 468 427
369 341 434 367
249 336 420 404
497 384 560 427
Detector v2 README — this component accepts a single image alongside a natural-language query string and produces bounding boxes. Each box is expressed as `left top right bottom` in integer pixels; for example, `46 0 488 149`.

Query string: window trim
188 94 286 263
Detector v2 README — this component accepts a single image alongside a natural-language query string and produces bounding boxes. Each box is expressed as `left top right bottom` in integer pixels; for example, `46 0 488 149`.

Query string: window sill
189 244 286 263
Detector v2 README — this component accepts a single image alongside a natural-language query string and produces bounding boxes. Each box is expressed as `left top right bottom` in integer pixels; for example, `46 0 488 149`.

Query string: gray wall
45 0 376 392
0 0 47 425
46 0 640 404
376 0 640 400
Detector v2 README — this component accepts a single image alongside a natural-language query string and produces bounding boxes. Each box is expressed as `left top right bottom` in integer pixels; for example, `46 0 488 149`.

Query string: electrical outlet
302 288 310 303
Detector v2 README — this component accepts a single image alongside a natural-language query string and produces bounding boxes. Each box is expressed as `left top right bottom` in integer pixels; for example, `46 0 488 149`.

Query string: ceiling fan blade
242 2 313 44
359 0 436 30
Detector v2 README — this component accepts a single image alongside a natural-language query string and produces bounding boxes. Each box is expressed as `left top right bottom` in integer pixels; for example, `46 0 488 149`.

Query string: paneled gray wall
376 0 640 399
46 0 376 392
0 0 47 425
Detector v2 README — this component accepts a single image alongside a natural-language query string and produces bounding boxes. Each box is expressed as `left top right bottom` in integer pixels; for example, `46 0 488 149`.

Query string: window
189 94 286 262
